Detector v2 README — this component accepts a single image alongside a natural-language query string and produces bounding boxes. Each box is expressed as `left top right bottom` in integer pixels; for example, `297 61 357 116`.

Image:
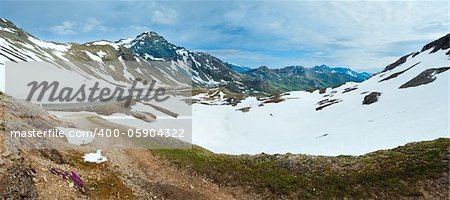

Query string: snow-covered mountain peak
137 31 162 38
121 31 173 48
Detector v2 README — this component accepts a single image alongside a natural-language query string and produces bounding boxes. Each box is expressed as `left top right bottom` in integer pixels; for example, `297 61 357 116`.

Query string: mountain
0 18 449 200
0 18 370 94
2 17 445 155
0 19 193 91
115 31 250 91
224 62 252 73
113 29 372 93
312 65 371 81
1 91 448 199
242 65 370 92
192 33 450 155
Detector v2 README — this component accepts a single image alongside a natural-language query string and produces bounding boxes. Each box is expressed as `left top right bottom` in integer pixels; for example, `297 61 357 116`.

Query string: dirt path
106 149 253 200
55 113 254 199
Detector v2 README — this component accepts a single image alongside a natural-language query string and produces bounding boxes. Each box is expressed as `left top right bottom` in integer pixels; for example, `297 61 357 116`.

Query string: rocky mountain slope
192 33 450 155
117 32 248 90
0 18 369 94
0 92 448 199
0 92 249 199
0 19 193 91
116 30 371 93
0 17 448 199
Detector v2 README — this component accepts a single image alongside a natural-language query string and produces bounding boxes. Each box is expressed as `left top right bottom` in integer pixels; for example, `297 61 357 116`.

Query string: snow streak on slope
193 36 450 156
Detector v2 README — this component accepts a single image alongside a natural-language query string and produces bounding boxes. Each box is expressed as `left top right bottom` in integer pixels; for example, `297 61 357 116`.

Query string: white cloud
83 18 113 33
49 18 113 36
82 19 98 32
151 7 177 25
197 49 315 69
49 21 76 35
207 1 449 70
126 25 151 33
42 1 449 71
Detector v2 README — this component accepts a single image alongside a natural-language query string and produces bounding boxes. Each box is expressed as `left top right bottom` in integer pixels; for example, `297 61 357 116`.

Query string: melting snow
83 150 108 163
192 48 450 156
97 50 107 58
0 27 14 33
143 53 165 61
116 37 133 48
28 37 70 52
92 41 120 50
84 51 103 62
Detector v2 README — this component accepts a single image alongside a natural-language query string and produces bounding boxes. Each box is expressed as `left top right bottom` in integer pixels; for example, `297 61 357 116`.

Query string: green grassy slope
152 138 450 199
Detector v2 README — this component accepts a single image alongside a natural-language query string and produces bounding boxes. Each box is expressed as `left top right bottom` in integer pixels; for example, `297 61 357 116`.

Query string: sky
0 1 448 72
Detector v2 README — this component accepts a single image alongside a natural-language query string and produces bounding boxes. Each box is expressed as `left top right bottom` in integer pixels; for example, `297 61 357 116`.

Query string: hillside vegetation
153 138 450 199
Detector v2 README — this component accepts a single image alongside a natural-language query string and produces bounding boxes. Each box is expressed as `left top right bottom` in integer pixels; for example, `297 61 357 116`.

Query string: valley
0 16 449 199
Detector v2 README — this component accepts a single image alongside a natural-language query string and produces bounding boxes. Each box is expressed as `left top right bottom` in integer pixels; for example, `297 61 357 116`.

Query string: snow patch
97 50 107 58
143 53 165 61
92 41 120 50
0 27 14 33
28 37 70 52
192 48 450 156
84 51 103 62
116 37 133 48
83 150 108 163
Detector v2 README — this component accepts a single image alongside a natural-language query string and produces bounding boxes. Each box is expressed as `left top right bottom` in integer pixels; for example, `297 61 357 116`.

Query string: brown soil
0 93 252 199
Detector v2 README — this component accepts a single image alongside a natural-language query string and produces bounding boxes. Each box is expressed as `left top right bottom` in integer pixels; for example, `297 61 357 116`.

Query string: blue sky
0 1 448 72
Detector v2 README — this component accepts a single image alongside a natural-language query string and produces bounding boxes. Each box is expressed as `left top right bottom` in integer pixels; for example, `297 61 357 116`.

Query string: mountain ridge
192 32 450 155
242 64 371 92
0 18 425 95
114 28 372 93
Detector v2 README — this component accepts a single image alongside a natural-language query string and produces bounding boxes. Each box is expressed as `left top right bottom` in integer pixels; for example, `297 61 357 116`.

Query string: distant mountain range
114 30 371 93
242 65 371 92
0 18 370 94
192 32 450 156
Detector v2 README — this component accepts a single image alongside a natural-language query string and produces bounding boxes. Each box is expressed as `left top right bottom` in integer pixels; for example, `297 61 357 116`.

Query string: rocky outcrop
381 53 413 73
399 67 450 89
363 92 381 105
381 34 449 73
316 98 342 110
421 33 450 53
379 62 421 82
